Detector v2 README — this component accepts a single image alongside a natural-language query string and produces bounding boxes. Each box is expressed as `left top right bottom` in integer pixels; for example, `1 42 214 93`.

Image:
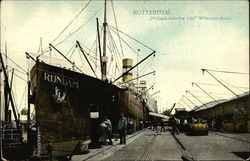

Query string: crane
168 103 176 115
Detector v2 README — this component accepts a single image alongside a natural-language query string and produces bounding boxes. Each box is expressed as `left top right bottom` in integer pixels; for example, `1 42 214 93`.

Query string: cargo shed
190 92 250 132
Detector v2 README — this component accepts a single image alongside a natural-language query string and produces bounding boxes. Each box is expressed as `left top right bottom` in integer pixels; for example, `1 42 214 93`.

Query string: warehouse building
190 92 250 132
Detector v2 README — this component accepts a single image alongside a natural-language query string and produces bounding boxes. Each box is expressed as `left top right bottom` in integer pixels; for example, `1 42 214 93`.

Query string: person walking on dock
160 119 165 132
172 117 179 135
152 118 158 131
117 113 128 144
104 116 113 145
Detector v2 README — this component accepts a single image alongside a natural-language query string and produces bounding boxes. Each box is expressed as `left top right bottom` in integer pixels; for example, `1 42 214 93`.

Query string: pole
4 80 8 121
25 52 36 62
180 99 192 109
151 90 160 96
102 0 107 80
183 95 197 108
192 82 219 104
0 53 19 128
76 41 98 78
186 90 209 110
113 50 156 83
0 66 7 161
96 18 103 79
5 69 14 116
27 80 31 143
178 102 185 108
168 103 176 115
145 84 154 93
49 44 83 73
201 69 239 98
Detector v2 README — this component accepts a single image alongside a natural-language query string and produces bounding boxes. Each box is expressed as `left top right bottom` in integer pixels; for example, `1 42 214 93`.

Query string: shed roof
192 91 249 112
175 108 186 112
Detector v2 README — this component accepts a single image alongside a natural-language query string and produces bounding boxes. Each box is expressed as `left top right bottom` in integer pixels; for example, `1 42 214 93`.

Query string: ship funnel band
123 58 133 67
123 72 133 76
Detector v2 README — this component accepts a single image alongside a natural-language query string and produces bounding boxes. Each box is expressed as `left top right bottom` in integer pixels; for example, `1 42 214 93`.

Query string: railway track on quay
71 127 250 161
139 132 156 161
81 129 147 161
74 128 201 161
170 132 199 161
139 130 199 161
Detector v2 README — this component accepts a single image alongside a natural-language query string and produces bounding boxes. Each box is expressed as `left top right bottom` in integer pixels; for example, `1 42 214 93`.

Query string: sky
0 0 249 116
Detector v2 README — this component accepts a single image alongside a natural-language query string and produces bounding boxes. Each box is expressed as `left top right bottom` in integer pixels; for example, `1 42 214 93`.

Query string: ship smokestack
122 58 133 83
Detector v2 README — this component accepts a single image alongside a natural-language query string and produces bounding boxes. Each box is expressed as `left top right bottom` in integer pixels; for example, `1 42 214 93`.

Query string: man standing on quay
117 113 128 144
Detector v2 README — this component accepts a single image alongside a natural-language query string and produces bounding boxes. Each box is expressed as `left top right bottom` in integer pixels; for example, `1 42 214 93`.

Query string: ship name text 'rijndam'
43 72 79 89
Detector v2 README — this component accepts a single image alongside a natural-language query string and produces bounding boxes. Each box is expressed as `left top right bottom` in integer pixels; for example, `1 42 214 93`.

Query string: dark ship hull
30 61 147 156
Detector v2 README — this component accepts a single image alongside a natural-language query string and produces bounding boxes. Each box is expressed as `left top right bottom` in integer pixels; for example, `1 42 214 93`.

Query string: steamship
27 0 157 157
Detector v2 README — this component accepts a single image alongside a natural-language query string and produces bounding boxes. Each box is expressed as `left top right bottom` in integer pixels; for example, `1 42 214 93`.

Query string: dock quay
70 127 250 161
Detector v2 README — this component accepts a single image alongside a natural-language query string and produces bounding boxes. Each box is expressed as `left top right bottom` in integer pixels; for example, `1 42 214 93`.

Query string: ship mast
102 0 107 80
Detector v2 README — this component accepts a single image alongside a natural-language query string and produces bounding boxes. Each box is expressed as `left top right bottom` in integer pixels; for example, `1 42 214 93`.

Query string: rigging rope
139 58 154 74
197 82 248 89
107 26 123 60
2 52 27 73
38 0 96 58
51 0 93 45
77 46 85 69
13 73 27 82
78 41 100 61
109 27 140 58
11 77 20 115
18 84 27 110
206 69 249 75
108 25 144 65
69 47 76 60
37 39 41 56
54 9 99 47
107 27 123 78
190 90 233 96
94 31 98 70
65 44 77 57
217 76 244 93
111 0 124 58
110 24 156 81
109 25 154 51
7 66 27 75
107 27 121 78
74 30 103 75
107 45 114 76
146 75 154 87
89 32 98 55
